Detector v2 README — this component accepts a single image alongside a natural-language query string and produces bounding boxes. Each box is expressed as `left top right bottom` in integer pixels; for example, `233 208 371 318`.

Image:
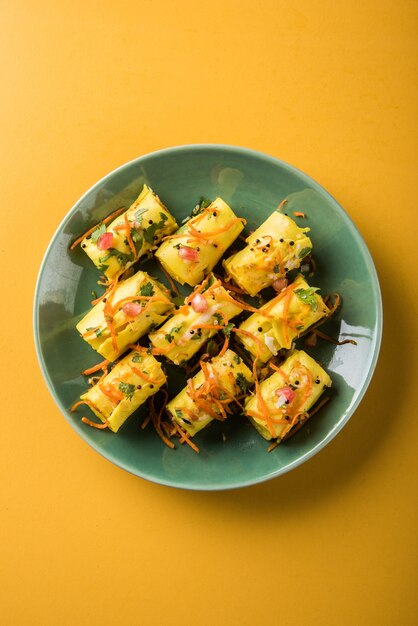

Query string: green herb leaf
175 409 183 418
90 223 106 243
298 246 312 259
233 354 241 364
140 282 155 297
294 287 319 311
118 381 136 400
164 333 174 343
236 373 251 394
172 295 185 307
191 333 202 341
159 212 168 222
223 322 234 337
95 328 104 338
132 353 143 363
273 263 280 273
213 312 223 326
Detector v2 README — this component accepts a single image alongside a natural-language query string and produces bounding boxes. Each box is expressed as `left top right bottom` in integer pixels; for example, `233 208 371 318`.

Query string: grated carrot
81 417 109 429
173 422 200 453
313 328 357 346
82 359 109 376
69 206 126 250
293 211 306 218
99 383 124 404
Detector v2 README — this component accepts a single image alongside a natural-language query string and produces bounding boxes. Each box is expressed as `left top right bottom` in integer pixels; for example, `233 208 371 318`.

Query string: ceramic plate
34 145 382 490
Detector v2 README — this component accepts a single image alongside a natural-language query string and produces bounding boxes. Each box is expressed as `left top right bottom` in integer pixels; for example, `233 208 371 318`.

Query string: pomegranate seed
191 294 208 313
122 302 142 317
178 246 199 262
97 232 114 250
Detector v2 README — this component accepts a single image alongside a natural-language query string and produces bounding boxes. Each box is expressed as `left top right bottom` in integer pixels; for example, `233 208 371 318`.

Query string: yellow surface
1 1 417 624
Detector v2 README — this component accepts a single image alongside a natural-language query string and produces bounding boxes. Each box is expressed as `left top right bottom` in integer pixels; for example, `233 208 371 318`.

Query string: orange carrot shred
69 206 126 250
81 417 109 429
82 359 109 376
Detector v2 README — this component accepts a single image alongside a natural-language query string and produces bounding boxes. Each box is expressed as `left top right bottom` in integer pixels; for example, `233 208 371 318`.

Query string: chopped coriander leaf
172 295 184 307
298 246 312 259
139 282 155 297
99 248 134 267
143 214 167 244
236 373 251 394
95 328 104 338
233 354 241 364
223 322 234 337
90 223 106 243
118 381 136 400
164 333 174 343
213 312 223 325
171 325 183 333
191 333 202 340
97 263 109 272
175 409 183 418
273 263 280 273
132 353 143 363
159 212 168 222
294 287 320 311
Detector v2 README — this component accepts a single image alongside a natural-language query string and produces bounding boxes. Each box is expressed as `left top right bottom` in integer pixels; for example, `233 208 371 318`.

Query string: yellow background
1 1 417 624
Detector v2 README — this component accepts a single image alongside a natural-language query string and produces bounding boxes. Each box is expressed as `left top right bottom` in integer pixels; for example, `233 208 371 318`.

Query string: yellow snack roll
81 184 178 279
166 349 253 437
244 349 332 441
223 208 312 296
77 350 166 432
236 275 329 362
149 274 243 365
76 270 173 362
155 198 245 286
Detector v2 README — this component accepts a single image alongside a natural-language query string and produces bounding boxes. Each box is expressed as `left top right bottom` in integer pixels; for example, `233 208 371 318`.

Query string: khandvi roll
235 275 329 362
244 350 332 441
81 184 178 280
155 198 245 286
76 271 173 362
149 274 243 365
166 350 253 437
223 207 312 296
78 350 166 432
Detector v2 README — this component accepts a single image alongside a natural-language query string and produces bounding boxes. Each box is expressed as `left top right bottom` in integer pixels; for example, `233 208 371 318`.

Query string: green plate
33 145 382 490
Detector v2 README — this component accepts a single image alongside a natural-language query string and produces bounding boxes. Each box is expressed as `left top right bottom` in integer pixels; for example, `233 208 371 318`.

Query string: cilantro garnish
236 373 251 394
143 214 168 244
118 381 136 400
175 409 183 418
98 248 134 267
298 246 312 259
90 223 106 243
140 282 155 297
213 312 223 325
294 287 320 311
273 263 280 273
223 322 234 337
233 354 241 365
132 353 143 363
165 333 174 343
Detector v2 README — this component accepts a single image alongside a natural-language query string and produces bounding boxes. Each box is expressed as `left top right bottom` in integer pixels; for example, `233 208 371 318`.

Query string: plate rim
33 143 383 490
